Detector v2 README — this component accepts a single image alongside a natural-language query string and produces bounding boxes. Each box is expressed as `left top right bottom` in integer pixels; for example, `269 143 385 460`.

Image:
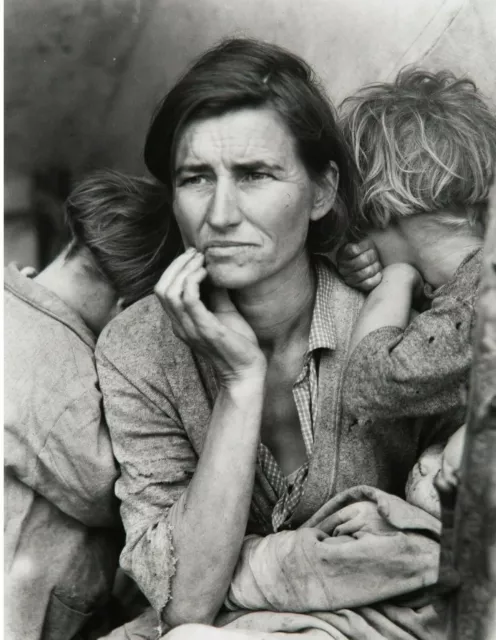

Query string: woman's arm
97 332 265 630
98 250 268 630
164 377 265 627
153 250 268 628
225 489 446 613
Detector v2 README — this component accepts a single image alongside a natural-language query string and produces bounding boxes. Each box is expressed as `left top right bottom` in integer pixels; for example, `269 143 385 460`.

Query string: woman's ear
310 161 339 222
116 297 126 312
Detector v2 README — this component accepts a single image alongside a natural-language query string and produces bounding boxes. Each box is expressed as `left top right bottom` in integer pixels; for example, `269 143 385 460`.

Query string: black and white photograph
4 1 496 638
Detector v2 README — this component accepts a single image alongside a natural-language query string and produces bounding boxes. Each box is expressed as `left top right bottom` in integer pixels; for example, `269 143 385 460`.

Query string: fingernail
186 247 196 255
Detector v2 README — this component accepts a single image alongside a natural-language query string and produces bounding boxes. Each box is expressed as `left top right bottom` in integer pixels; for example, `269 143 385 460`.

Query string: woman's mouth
204 242 255 255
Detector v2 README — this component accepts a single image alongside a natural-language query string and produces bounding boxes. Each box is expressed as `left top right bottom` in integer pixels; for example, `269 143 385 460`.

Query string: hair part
144 37 360 252
340 68 496 237
65 169 182 306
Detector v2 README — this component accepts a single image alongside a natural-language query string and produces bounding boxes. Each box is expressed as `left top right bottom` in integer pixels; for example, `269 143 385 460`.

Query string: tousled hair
340 68 496 236
65 170 182 306
144 38 359 253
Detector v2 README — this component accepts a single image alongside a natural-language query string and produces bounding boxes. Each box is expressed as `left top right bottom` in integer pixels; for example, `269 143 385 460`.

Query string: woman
96 39 452 639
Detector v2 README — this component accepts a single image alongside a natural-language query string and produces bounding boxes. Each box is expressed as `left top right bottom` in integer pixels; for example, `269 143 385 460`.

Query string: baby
336 68 496 516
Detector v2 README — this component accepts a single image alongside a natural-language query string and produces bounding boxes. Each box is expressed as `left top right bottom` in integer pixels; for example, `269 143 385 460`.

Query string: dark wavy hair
144 38 359 253
65 170 182 306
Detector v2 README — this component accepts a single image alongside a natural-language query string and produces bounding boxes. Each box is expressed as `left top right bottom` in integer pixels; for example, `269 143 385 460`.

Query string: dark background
5 0 496 270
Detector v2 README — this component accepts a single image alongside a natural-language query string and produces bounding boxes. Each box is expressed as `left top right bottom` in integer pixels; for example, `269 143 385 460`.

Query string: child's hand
435 425 467 493
326 501 396 537
336 239 382 292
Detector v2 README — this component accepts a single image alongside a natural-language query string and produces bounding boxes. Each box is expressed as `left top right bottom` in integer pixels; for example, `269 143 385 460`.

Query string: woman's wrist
222 366 267 397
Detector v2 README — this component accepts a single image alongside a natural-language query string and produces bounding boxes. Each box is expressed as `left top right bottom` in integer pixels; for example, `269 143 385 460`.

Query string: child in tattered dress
336 68 496 517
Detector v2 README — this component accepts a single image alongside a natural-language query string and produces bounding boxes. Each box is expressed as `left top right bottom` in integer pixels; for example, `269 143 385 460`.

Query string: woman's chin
206 264 257 290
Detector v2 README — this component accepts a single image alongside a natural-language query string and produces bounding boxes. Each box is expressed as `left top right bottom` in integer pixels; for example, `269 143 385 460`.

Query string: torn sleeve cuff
124 493 188 616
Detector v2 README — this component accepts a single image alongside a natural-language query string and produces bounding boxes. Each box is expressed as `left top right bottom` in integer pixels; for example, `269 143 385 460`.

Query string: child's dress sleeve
342 291 475 420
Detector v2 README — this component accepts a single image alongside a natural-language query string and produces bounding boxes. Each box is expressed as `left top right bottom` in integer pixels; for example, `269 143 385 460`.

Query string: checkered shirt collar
307 260 336 354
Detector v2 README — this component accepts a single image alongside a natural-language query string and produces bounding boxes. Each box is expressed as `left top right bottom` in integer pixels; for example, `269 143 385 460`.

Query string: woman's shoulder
96 294 190 369
318 256 366 307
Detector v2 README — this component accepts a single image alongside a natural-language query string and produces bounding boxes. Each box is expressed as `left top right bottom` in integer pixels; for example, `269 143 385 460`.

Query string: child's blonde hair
340 68 496 236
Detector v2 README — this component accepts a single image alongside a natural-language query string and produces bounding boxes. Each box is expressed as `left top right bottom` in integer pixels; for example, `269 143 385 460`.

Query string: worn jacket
96 260 453 619
4 265 121 640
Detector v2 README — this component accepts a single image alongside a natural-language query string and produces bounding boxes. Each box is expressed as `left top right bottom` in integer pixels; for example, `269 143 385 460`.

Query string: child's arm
343 273 475 421
347 263 422 358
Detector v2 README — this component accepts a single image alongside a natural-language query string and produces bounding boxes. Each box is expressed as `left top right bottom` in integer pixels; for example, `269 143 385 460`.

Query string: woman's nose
206 179 242 229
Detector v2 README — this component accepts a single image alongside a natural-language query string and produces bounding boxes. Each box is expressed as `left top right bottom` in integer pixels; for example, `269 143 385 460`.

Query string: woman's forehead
175 107 300 170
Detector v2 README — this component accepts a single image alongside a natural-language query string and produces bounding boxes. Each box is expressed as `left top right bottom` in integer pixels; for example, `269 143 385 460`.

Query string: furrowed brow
175 163 211 177
233 161 284 172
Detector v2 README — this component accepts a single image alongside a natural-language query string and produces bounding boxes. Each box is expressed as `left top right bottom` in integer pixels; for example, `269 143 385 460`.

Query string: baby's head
340 68 496 240
405 444 444 519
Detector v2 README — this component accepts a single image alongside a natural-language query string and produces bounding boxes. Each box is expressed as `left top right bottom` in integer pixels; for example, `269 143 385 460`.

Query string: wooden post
450 183 496 639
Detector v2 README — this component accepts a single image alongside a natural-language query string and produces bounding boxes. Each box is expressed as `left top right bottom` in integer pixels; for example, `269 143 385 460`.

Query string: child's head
65 169 182 307
340 68 496 238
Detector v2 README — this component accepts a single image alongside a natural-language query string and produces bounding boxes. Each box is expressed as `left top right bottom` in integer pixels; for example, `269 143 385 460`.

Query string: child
4 170 180 640
336 68 496 515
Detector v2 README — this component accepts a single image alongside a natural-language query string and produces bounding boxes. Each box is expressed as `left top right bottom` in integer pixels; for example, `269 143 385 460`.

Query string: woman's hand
336 239 383 292
155 248 266 386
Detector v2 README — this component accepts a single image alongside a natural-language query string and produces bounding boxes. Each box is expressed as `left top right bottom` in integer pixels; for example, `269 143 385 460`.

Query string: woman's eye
244 172 271 182
180 175 208 186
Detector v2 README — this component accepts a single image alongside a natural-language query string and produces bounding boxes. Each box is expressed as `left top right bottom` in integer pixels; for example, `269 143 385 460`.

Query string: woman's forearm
162 373 266 628
227 492 442 613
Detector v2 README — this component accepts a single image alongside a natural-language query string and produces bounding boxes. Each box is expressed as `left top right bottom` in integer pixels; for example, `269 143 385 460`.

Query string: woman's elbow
161 599 220 630
164 623 224 639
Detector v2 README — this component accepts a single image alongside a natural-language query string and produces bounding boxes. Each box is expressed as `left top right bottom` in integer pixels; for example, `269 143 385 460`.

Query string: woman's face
173 107 336 290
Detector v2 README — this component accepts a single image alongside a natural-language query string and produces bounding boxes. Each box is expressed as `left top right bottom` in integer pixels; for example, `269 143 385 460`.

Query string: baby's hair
65 169 182 306
340 68 496 236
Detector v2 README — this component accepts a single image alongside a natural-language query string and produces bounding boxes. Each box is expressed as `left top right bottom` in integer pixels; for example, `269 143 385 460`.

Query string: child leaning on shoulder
336 68 496 517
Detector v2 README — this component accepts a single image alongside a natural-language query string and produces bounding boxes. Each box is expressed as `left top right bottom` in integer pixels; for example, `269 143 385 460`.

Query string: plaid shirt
257 262 335 531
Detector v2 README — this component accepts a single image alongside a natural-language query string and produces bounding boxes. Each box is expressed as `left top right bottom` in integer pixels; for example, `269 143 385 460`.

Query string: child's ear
310 161 339 222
